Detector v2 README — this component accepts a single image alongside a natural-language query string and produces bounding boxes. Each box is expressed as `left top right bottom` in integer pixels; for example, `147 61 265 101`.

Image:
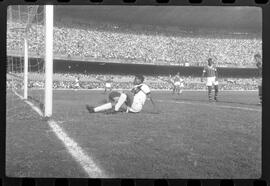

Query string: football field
6 89 261 178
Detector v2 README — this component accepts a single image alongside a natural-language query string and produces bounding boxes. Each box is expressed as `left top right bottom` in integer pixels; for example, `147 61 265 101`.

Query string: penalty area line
12 91 107 178
157 100 261 112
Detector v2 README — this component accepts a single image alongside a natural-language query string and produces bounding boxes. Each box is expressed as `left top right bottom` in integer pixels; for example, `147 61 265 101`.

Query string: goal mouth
7 5 52 118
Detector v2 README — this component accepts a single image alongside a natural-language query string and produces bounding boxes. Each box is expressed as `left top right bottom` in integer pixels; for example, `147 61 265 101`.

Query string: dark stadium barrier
7 56 260 78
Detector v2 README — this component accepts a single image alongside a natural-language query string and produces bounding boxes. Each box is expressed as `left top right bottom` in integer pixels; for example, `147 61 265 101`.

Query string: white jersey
105 83 111 88
75 78 80 86
128 83 151 113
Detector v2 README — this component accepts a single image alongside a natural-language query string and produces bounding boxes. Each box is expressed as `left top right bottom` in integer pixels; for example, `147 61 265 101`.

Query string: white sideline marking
48 120 106 178
13 91 44 117
12 91 106 178
157 100 261 112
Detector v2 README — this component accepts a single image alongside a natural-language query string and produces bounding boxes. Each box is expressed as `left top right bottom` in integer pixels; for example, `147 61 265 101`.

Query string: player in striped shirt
254 53 262 104
201 58 219 102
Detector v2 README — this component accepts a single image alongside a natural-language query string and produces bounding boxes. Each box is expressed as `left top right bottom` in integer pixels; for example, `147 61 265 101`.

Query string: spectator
7 20 262 67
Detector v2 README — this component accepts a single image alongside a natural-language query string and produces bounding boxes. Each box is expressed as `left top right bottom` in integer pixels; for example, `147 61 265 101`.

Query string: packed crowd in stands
7 20 262 67
7 72 259 91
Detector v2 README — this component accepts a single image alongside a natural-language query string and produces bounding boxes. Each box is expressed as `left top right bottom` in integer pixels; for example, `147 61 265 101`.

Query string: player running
86 75 157 114
201 58 219 102
254 53 262 104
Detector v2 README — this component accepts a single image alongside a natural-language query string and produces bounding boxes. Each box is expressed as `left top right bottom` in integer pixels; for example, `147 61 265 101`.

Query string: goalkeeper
86 75 157 114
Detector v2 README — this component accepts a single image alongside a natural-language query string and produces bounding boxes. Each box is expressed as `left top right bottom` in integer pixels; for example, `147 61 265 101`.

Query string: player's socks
258 85 262 104
114 93 127 111
86 105 95 113
94 102 112 112
214 85 219 101
208 86 212 101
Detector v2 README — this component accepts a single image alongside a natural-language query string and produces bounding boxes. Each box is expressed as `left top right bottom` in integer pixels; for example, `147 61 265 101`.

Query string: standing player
104 76 113 94
74 76 80 91
254 53 262 104
201 58 219 102
179 76 184 94
86 75 157 114
172 72 184 95
159 74 176 93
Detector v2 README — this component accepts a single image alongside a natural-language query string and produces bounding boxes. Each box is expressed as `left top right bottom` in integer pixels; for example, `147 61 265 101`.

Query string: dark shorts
123 91 134 107
108 91 134 107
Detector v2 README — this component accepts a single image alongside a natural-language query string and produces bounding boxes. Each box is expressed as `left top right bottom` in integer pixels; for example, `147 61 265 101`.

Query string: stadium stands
6 72 259 91
7 21 261 67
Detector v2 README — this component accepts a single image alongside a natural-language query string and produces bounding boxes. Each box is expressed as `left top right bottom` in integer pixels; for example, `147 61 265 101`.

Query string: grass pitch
6 89 261 178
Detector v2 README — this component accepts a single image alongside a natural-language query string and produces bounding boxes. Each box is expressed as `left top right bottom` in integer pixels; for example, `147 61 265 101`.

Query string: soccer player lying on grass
86 75 157 114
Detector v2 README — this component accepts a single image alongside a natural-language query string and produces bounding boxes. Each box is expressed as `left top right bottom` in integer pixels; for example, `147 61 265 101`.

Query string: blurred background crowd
7 21 261 67
6 72 259 91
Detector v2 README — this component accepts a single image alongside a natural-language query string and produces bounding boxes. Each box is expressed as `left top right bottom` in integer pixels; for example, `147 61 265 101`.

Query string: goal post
44 5 54 117
23 38 28 100
7 5 54 118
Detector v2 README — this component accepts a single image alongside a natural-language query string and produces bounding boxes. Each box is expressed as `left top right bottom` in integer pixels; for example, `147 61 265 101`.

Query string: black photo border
0 0 269 186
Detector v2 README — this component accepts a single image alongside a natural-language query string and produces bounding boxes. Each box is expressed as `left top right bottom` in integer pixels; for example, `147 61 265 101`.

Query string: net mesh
7 5 45 118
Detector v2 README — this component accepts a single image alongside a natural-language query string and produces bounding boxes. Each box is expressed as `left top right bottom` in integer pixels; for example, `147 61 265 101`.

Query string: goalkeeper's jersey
129 84 151 112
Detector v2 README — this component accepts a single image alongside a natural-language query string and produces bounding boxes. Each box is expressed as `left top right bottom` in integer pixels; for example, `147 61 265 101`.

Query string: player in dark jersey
201 58 219 102
254 53 262 104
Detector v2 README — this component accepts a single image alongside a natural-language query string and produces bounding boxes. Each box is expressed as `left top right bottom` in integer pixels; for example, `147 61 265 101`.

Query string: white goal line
11 91 108 178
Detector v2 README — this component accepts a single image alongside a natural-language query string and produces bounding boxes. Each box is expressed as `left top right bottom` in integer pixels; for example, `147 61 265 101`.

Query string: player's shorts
128 100 143 113
206 77 218 86
108 91 134 107
174 82 181 86
122 91 134 107
180 83 184 88
105 83 111 88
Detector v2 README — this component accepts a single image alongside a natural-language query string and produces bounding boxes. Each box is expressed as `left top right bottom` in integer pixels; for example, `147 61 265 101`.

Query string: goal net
7 5 53 118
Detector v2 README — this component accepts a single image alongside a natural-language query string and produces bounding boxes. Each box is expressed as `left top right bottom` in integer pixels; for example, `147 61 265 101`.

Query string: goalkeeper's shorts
108 91 134 107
